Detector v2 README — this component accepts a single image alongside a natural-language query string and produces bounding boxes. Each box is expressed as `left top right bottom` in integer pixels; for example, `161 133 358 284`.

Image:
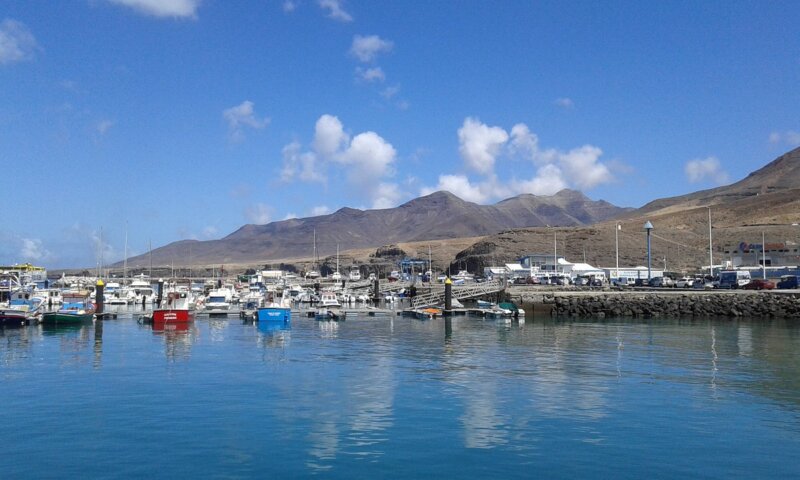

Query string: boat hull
257 307 291 323
152 309 195 325
41 311 94 324
0 310 30 326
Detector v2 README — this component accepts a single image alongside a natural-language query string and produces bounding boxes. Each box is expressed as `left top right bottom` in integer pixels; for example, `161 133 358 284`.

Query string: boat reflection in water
150 321 197 360
257 318 291 350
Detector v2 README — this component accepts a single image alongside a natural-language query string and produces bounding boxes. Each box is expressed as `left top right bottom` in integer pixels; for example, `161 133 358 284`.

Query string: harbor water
2 311 800 478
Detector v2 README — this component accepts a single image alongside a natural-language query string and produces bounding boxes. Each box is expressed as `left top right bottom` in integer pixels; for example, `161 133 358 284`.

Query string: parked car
634 278 649 287
676 277 694 288
649 277 675 288
777 275 799 289
693 277 714 289
742 279 776 290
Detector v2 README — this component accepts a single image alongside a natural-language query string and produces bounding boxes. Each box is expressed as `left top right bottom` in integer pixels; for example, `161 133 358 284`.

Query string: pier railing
410 280 504 308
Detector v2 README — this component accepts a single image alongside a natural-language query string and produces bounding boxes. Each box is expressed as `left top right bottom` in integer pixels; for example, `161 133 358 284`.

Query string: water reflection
257 321 291 350
208 317 228 343
2 314 800 478
0 326 38 368
150 322 197 361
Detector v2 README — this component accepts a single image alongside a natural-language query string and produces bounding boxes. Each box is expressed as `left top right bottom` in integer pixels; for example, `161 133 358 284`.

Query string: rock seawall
521 292 800 318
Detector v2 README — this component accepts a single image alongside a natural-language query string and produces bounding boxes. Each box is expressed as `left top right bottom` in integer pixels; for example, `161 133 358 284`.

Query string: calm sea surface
2 310 800 479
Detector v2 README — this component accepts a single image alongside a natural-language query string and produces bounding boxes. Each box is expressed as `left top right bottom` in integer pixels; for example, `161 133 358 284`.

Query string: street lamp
644 221 654 281
708 207 714 276
615 223 621 281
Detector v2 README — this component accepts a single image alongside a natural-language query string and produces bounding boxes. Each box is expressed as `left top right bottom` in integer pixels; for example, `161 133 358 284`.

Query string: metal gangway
410 280 504 308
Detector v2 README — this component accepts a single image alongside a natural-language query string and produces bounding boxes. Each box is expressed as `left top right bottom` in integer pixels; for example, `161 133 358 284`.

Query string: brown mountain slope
453 147 800 274
121 190 630 268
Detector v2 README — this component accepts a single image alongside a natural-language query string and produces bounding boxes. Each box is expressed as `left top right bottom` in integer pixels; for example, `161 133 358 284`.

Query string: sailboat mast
123 221 128 284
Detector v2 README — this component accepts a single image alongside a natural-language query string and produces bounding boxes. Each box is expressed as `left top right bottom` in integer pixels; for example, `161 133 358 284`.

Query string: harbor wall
510 291 800 319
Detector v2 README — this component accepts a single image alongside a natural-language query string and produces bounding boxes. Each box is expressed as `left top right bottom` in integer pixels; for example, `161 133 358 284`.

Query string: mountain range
451 146 800 273
121 146 800 275
122 189 630 269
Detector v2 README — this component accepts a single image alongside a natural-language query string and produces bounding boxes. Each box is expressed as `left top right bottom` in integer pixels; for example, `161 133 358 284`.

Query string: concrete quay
506 287 800 319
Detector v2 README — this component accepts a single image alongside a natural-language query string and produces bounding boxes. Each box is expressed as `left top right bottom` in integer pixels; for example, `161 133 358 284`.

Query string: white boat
31 288 63 307
319 291 341 308
348 268 361 281
453 270 474 281
130 278 156 305
388 270 400 281
315 291 341 320
204 289 231 314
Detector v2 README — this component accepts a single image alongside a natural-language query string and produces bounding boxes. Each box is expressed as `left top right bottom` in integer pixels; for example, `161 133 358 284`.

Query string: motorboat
315 291 341 320
204 289 231 314
148 290 195 328
349 268 361 281
0 290 44 326
41 290 95 325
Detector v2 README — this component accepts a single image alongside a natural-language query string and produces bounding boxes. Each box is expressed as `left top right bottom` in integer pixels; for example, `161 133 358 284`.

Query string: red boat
151 290 195 329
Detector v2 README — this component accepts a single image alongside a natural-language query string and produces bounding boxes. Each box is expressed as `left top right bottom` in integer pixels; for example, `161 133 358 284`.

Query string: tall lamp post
644 221 654 281
615 223 621 281
708 207 714 277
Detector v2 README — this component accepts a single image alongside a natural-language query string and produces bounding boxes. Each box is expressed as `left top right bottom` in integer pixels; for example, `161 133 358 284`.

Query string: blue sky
1 0 799 268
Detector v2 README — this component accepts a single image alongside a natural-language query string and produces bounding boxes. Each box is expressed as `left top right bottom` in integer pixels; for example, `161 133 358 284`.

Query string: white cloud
318 0 352 22
381 85 400 99
350 34 393 62
245 203 271 225
283 115 401 208
510 164 568 196
107 0 200 18
685 156 730 185
311 205 331 216
282 1 297 13
421 174 491 204
356 66 385 83
96 119 114 136
554 97 575 109
371 182 403 209
422 119 615 202
558 145 612 189
458 117 509 175
90 229 117 264
280 141 325 183
509 123 540 162
202 226 219 239
20 238 50 261
338 131 397 178
313 114 349 156
223 100 269 142
769 130 800 147
0 19 38 65
283 212 298 220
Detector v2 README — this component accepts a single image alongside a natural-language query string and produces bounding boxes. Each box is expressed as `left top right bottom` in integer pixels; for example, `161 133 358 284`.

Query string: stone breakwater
511 290 800 318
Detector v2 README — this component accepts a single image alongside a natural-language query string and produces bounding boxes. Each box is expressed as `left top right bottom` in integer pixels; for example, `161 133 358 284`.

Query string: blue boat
256 306 291 323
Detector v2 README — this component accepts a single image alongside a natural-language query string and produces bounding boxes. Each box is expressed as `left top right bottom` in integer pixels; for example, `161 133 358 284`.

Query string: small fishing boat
315 291 341 320
416 307 442 320
41 291 95 325
257 306 291 323
151 290 195 327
